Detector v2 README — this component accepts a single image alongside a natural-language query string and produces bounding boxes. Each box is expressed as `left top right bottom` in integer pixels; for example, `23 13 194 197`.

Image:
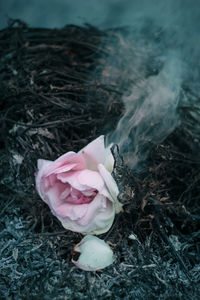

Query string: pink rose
35 136 122 235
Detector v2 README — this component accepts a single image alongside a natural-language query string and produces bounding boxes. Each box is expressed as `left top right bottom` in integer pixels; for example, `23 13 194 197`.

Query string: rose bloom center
61 184 97 205
44 172 98 206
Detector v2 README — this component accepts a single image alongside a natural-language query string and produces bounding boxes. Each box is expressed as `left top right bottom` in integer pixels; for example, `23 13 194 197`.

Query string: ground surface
0 21 200 299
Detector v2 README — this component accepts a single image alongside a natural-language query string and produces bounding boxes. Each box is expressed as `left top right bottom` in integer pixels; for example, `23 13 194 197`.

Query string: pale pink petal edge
79 135 114 172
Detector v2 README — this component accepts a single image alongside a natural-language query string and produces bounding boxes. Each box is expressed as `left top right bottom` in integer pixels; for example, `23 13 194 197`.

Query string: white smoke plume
108 52 181 169
103 0 200 170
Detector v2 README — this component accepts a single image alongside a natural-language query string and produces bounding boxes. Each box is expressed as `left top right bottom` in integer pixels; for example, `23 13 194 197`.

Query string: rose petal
77 169 105 191
59 193 115 235
54 151 86 167
57 169 105 192
47 163 78 176
72 235 114 271
77 194 107 226
46 152 86 177
48 174 57 186
57 171 86 191
37 159 52 170
60 186 71 200
55 203 89 220
81 189 96 197
45 181 66 208
79 136 114 172
98 164 122 213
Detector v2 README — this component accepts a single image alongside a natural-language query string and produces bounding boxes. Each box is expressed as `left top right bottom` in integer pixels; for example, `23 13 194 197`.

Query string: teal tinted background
1 0 199 29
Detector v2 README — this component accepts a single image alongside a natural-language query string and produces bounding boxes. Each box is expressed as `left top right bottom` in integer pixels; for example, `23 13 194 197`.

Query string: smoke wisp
103 0 200 170
108 53 181 169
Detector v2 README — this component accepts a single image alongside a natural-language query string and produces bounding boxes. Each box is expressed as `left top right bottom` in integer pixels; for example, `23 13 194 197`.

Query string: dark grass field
0 21 200 299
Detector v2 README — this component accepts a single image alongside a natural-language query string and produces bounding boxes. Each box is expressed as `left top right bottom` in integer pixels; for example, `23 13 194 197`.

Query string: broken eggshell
72 235 114 271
